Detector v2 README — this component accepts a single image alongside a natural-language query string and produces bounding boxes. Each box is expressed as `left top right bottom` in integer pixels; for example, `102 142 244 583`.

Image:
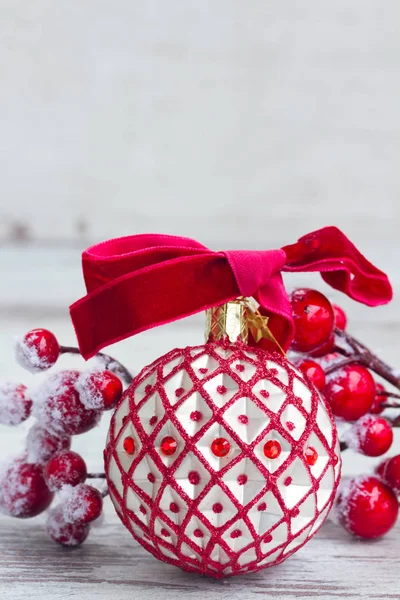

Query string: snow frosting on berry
76 371 104 410
47 505 90 547
26 424 71 465
32 371 101 436
0 382 32 425
60 483 103 524
0 456 53 518
15 329 59 373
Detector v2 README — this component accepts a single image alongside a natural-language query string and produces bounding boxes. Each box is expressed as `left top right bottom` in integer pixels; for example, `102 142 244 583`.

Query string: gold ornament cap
205 301 249 343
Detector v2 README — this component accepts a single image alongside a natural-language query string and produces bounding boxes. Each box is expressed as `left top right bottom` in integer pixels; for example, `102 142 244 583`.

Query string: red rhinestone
190 410 202 422
139 505 146 515
235 364 245 372
193 528 203 538
258 502 267 511
238 414 248 425
123 436 135 455
305 446 318 466
286 421 295 432
264 440 281 459
284 476 292 486
230 529 242 538
237 474 248 485
147 473 155 483
264 534 273 543
216 385 227 395
188 471 200 485
211 438 231 458
160 436 178 456
145 384 152 394
169 502 179 513
212 502 223 514
175 387 184 397
260 389 270 399
199 368 208 374
149 416 158 426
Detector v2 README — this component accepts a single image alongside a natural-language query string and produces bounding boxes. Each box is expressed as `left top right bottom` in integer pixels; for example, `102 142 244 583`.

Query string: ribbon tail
282 226 393 306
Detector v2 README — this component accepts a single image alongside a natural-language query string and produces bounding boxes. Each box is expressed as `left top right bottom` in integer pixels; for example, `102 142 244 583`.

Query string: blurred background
1 2 399 473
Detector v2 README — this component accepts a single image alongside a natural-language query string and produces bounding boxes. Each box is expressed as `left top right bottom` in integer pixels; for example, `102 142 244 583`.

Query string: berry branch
60 346 133 384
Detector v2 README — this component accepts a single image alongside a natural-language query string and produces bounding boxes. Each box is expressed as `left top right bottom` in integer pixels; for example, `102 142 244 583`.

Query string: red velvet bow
70 226 392 359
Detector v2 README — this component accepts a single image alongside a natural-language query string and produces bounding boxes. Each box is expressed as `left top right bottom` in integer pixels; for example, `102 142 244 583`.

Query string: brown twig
60 345 133 384
325 328 400 391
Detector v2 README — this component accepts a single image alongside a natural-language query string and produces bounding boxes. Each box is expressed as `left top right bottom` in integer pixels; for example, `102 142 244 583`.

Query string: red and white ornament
105 340 341 577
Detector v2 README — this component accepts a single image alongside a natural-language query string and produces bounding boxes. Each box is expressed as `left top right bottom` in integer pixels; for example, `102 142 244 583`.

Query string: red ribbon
70 226 392 359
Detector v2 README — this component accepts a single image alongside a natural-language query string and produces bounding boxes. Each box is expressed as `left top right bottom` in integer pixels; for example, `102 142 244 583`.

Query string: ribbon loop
70 227 392 359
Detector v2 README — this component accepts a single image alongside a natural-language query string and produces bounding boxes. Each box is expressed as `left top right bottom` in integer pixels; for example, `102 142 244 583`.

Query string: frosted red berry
47 505 90 547
380 455 400 494
323 364 376 421
44 450 87 491
336 476 398 539
0 382 32 425
0 459 53 518
297 360 326 391
16 328 60 372
347 415 393 457
264 440 281 459
33 371 101 436
333 304 347 330
370 383 387 415
77 370 123 411
62 483 103 524
26 424 71 465
290 289 335 353
211 438 231 458
160 436 178 456
309 335 335 358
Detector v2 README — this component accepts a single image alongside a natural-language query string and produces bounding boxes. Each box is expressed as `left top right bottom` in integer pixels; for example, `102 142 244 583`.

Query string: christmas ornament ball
104 340 341 577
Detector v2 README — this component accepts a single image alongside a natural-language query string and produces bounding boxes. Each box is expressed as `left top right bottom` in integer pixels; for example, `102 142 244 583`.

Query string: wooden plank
0 514 399 600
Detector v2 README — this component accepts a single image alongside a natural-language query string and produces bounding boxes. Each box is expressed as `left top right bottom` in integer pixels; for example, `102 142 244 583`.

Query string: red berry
16 328 60 372
375 457 391 480
62 483 103 524
44 450 87 491
26 424 71 465
323 364 376 421
297 360 326 391
309 335 335 358
77 370 123 411
346 415 393 457
211 438 231 458
33 371 101 436
47 505 90 547
336 476 398 539
305 446 318 466
370 383 387 414
0 382 32 425
380 455 400 494
0 459 53 518
333 304 347 330
290 289 335 353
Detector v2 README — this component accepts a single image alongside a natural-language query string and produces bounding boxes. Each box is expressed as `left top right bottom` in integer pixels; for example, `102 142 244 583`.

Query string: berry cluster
0 329 126 546
289 288 400 539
